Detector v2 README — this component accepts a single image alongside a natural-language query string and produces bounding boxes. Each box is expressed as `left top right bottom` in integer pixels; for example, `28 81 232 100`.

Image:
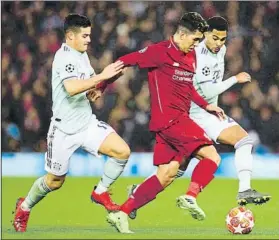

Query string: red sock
120 175 164 214
186 158 218 198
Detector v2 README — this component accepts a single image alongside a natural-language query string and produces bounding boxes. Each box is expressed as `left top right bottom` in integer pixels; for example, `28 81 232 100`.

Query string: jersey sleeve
59 54 79 81
191 84 209 109
118 45 162 68
194 48 236 99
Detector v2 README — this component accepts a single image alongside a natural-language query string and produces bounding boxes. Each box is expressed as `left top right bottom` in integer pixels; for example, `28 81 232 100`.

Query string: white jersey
51 43 96 134
190 40 226 114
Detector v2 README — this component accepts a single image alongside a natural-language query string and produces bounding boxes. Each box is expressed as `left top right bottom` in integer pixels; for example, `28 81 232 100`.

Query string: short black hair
177 12 209 33
64 14 91 34
207 16 228 32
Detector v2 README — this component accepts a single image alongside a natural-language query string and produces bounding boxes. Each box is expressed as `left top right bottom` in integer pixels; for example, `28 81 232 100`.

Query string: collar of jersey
62 43 84 57
200 40 218 57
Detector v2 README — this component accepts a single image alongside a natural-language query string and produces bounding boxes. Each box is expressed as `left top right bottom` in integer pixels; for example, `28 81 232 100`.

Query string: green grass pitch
2 177 279 239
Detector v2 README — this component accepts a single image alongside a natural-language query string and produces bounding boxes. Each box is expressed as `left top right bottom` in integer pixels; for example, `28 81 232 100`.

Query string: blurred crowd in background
2 1 279 153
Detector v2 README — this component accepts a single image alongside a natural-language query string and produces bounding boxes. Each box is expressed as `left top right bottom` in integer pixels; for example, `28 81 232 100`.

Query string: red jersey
118 38 209 132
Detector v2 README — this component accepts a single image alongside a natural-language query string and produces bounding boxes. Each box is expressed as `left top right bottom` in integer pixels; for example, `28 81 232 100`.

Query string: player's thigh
161 116 213 159
217 124 248 146
193 145 221 165
153 133 182 166
45 124 79 176
191 112 238 143
98 132 131 159
81 119 130 160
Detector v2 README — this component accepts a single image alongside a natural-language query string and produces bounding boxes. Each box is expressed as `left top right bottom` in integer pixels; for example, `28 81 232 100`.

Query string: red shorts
153 114 213 166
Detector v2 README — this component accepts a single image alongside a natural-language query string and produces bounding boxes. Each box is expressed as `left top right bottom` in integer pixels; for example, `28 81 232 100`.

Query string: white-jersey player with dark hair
175 16 271 212
13 13 129 232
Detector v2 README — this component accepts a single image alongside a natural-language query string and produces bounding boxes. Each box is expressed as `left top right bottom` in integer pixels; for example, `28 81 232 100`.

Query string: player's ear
180 31 187 41
67 31 75 41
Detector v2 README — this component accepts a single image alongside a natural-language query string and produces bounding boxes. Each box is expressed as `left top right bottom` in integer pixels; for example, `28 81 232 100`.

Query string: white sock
21 176 52 210
95 157 127 194
175 169 185 179
234 137 253 192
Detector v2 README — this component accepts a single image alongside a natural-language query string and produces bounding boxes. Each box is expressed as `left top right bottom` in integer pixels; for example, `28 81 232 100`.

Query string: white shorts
190 111 238 143
44 116 115 176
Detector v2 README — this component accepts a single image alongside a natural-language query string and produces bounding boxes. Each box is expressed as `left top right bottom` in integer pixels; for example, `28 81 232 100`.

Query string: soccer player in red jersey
99 12 226 233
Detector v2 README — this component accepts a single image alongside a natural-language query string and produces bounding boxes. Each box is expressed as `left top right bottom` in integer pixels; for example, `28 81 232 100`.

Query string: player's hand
87 88 102 102
109 67 128 81
235 72 251 84
205 104 226 120
100 61 124 80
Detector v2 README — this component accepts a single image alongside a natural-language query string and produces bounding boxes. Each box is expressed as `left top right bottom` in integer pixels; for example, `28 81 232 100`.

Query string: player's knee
45 175 65 191
157 173 175 188
110 144 131 160
157 161 179 187
48 178 65 190
234 135 253 149
210 154 221 166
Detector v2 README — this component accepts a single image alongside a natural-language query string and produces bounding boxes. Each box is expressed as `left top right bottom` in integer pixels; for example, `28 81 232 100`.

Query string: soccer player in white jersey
174 16 271 217
13 14 130 232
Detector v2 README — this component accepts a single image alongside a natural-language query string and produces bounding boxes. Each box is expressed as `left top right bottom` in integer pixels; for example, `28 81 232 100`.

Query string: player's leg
217 124 271 205
174 111 221 179
176 145 220 220
164 115 219 220
13 124 78 232
175 156 191 178
96 132 131 193
81 119 130 211
107 135 180 233
20 173 66 212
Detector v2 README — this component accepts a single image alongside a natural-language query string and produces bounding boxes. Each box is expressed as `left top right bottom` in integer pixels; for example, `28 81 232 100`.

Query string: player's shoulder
195 41 209 56
82 51 90 62
150 40 170 51
54 44 76 61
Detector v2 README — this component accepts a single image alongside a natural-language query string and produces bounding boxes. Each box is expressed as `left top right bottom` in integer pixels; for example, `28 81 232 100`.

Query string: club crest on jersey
202 66 210 76
139 47 148 53
65 64 75 73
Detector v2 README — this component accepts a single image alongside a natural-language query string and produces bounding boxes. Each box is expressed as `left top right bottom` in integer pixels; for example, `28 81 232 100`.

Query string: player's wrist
228 76 238 83
205 104 211 110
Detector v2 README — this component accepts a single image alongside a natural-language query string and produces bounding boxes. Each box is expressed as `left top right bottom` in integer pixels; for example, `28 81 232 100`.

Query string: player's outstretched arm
63 61 124 96
95 45 161 93
205 104 225 120
191 86 225 120
191 85 210 110
96 67 128 93
118 45 161 69
197 72 251 99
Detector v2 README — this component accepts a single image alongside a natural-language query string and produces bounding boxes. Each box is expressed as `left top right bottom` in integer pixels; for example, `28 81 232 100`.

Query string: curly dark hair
178 12 209 33
207 16 228 32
